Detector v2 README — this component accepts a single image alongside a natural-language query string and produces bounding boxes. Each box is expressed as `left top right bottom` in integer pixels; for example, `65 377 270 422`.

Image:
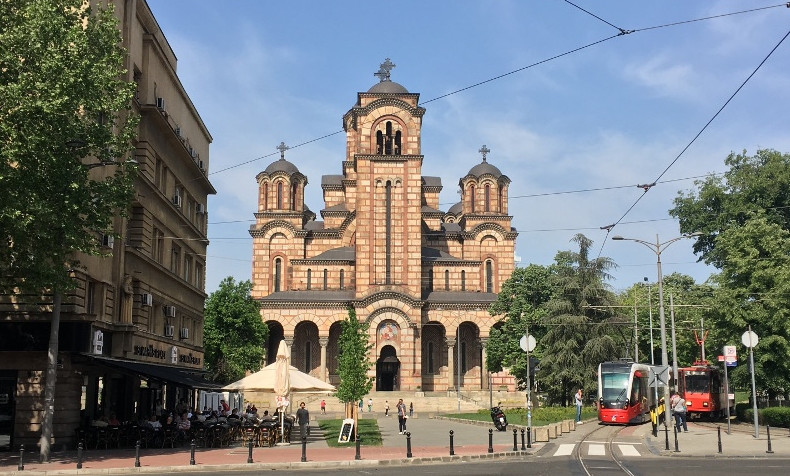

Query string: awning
83 355 222 390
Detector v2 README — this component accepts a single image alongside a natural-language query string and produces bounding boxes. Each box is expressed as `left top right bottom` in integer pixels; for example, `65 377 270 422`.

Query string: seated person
108 413 121 426
91 415 109 427
227 408 240 419
146 414 162 429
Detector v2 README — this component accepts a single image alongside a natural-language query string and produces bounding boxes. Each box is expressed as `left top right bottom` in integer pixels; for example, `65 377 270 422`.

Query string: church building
250 59 517 392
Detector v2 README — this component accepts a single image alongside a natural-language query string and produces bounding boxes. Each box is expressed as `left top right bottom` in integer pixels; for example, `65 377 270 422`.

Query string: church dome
467 160 503 178
264 158 300 176
447 202 462 215
367 80 409 94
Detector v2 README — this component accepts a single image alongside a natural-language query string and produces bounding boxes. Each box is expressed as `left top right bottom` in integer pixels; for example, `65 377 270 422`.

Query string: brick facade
250 62 517 392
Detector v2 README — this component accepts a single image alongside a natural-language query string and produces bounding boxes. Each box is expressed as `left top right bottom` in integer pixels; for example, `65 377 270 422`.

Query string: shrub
761 407 790 428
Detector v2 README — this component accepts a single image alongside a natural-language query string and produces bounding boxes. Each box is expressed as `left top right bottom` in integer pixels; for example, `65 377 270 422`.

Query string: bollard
673 426 679 453
190 439 196 465
449 430 455 456
301 436 307 462
664 423 670 450
717 426 722 454
247 439 253 464
406 432 412 458
512 428 518 451
135 440 141 467
77 441 83 469
767 425 774 454
488 428 493 453
527 427 532 449
520 428 526 451
355 435 361 460
17 444 24 471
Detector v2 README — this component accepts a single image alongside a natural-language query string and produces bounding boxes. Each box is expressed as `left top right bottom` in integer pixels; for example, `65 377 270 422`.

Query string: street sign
519 334 536 352
741 331 759 348
649 365 670 387
724 345 737 359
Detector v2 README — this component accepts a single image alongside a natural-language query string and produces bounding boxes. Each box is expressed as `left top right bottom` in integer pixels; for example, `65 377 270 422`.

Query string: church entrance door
376 346 400 391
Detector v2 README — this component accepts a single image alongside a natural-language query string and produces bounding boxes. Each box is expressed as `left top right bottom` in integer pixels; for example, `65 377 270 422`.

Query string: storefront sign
92 330 104 355
133 344 167 360
171 346 178 364
179 353 201 365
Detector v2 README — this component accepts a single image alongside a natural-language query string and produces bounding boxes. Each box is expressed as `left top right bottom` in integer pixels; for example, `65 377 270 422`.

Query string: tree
203 277 268 384
335 307 374 438
0 1 137 461
486 265 552 389
540 234 621 405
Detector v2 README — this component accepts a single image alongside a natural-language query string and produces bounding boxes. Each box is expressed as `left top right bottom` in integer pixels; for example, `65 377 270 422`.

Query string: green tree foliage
540 234 621 405
670 150 790 398
335 307 374 404
0 1 138 461
204 277 268 384
487 265 551 386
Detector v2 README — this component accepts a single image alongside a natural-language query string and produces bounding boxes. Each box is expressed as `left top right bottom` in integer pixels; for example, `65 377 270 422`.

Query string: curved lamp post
612 232 701 432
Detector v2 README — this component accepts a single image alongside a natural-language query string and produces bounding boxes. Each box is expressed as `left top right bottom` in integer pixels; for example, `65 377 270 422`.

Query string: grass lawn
445 407 596 427
317 418 383 447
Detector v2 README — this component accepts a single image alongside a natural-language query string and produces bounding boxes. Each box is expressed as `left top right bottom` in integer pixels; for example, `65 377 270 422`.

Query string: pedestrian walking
575 388 583 423
672 391 688 432
296 401 310 441
385 400 389 416
409 402 413 417
359 399 363 413
396 399 407 434
320 399 326 414
368 397 373 412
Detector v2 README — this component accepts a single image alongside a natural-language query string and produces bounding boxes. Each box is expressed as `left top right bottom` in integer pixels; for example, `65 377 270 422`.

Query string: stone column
284 337 295 366
446 338 455 391
319 337 328 382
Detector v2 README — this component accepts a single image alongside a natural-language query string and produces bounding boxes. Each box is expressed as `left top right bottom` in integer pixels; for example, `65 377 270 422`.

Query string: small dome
447 202 462 215
264 158 300 175
367 80 409 94
467 161 503 178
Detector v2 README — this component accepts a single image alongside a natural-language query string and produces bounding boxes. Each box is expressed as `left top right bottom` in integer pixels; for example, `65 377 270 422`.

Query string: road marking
588 444 605 455
553 443 575 456
618 444 640 456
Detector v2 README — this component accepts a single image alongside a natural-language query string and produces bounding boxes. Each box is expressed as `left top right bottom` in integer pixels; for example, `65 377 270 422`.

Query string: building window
291 183 297 211
323 269 328 290
184 254 192 283
427 269 434 291
274 257 282 292
485 260 494 293
469 185 475 213
171 244 181 275
484 184 490 212
498 187 503 213
461 270 466 291
277 181 283 209
263 182 268 209
306 269 312 290
195 262 204 289
444 269 450 291
427 342 434 374
339 269 345 290
152 228 164 263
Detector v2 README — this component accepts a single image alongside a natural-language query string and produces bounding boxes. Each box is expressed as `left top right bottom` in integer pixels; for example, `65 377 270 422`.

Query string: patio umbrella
221 363 335 392
274 340 290 444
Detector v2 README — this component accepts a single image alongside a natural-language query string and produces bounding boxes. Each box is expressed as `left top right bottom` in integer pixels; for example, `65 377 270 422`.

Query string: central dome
367 80 409 94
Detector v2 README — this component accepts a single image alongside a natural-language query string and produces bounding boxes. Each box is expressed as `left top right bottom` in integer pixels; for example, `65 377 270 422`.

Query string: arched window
306 269 312 290
323 269 328 290
274 257 282 292
427 342 434 374
291 183 297 211
394 130 401 155
427 269 434 291
376 130 383 154
485 260 494 293
461 270 466 291
276 181 283 209
263 182 268 210
385 121 393 155
469 185 475 213
484 184 490 212
498 187 503 213
339 269 345 290
444 269 450 291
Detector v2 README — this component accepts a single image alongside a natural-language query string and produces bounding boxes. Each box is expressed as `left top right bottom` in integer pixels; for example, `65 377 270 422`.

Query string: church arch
293 321 320 376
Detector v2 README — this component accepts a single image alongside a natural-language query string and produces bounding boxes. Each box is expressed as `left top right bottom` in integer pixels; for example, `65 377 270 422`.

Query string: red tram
677 361 732 420
598 361 655 424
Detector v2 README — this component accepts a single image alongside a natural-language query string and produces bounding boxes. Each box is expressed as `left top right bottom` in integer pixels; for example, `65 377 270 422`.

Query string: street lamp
612 232 701 435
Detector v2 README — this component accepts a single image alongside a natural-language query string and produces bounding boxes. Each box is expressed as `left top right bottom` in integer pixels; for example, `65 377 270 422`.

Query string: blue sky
147 0 790 295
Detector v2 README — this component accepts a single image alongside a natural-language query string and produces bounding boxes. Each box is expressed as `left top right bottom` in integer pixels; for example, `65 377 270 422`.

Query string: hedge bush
737 405 790 428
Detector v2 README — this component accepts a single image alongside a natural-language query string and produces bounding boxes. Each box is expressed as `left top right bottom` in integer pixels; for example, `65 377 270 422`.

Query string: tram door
0 371 16 451
376 346 400 391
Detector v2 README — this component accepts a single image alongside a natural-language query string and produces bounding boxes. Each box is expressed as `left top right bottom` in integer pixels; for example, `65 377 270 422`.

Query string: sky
146 0 790 295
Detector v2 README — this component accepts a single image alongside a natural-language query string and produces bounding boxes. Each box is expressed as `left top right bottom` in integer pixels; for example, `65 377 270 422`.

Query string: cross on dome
374 58 396 82
276 141 289 160
478 145 491 162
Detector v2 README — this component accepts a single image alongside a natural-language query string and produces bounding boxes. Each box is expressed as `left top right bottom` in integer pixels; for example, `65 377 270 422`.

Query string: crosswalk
551 442 644 457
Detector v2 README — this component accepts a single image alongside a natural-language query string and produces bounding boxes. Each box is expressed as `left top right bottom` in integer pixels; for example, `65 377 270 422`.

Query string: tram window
601 372 629 403
684 372 710 393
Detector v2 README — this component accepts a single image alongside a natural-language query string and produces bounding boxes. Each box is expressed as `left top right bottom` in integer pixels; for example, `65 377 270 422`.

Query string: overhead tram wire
200 5 782 180
595 27 790 259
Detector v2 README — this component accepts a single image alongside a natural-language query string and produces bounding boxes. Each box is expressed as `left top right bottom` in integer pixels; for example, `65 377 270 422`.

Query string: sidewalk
0 415 541 475
637 419 790 457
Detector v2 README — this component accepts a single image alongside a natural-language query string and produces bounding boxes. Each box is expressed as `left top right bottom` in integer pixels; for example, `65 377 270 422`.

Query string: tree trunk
39 290 61 463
